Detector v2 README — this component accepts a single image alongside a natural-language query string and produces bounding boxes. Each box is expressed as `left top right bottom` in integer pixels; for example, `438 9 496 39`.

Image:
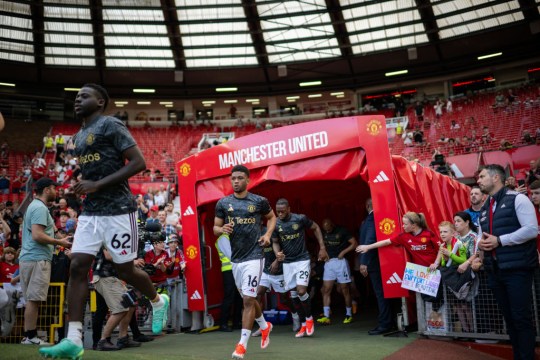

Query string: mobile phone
517 179 525 187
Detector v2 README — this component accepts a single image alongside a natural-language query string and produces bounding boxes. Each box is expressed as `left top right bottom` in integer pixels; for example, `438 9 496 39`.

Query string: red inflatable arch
177 116 470 312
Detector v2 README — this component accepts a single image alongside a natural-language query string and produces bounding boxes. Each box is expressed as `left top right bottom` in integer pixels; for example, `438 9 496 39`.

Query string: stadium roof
1 0 539 98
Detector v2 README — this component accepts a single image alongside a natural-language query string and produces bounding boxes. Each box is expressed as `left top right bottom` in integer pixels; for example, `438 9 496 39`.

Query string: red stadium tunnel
177 116 470 322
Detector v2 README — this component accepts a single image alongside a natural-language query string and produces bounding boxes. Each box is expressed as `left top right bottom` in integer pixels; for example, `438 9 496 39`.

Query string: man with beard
477 164 537 360
213 165 276 359
464 185 485 227
40 84 169 360
20 178 72 345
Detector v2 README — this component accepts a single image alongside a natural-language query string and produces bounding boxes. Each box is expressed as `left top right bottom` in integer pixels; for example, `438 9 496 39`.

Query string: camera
120 288 139 308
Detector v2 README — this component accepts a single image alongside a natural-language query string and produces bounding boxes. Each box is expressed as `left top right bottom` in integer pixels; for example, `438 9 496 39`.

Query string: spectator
446 98 453 113
396 122 403 137
493 92 505 108
412 127 424 145
0 169 10 194
46 163 58 182
414 101 424 122
146 205 159 224
136 195 148 224
525 159 540 186
480 126 493 144
498 139 513 151
0 246 18 283
403 132 413 146
434 99 443 119
11 170 24 194
19 178 72 345
265 122 273 130
477 164 537 360
357 212 439 267
144 238 171 285
464 186 486 227
0 211 11 247
32 152 46 180
521 130 534 145
158 210 175 237
450 120 460 131
429 222 467 270
165 234 185 284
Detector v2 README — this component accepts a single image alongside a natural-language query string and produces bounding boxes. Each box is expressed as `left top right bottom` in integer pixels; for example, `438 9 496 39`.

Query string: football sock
346 307 352 316
255 315 268 330
67 321 83 346
239 329 251 347
299 293 312 318
323 306 330 318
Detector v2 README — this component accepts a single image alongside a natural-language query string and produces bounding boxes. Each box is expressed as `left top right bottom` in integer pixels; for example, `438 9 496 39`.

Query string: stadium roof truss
0 0 534 69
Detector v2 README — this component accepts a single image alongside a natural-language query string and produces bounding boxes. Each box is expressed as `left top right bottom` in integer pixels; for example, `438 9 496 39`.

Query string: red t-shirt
0 261 19 283
167 249 185 280
390 229 441 266
144 250 171 284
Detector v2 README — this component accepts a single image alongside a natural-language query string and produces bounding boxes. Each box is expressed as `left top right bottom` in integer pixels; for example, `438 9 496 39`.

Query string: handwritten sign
401 262 441 297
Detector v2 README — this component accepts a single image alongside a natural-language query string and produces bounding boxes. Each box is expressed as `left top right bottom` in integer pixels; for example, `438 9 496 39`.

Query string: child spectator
0 246 19 284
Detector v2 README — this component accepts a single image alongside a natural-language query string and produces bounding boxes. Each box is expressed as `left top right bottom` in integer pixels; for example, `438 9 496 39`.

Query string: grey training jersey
272 213 313 263
263 244 283 275
323 226 353 258
215 193 272 263
73 115 137 216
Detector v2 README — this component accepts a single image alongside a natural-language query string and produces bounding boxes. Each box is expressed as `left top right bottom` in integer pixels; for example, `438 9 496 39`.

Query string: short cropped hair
481 164 506 183
82 83 109 110
231 165 249 177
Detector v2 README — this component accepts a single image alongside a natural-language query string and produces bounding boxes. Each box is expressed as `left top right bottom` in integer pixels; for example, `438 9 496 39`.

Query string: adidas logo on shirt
373 171 390 183
386 272 402 284
120 249 128 256
183 206 195 216
190 290 202 300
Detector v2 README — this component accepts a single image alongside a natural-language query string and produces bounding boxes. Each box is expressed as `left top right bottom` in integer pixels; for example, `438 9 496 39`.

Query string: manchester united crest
421 237 427 243
186 245 198 260
292 224 299 230
366 119 383 136
86 133 95 145
179 163 191 177
379 218 396 235
247 205 256 213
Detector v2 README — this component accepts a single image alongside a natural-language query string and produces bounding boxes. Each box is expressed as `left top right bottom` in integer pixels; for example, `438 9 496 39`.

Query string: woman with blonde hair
356 212 440 266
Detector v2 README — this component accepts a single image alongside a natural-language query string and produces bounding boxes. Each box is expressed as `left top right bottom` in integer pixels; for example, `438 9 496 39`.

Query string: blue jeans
487 269 535 360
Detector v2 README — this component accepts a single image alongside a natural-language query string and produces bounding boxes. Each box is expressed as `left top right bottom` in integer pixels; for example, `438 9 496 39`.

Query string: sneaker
292 315 301 332
39 338 84 360
343 316 353 324
295 325 307 338
305 318 314 336
251 328 261 337
152 294 170 335
232 343 246 359
317 316 331 325
96 339 120 351
133 334 154 342
117 335 141 349
260 322 272 349
21 336 50 345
